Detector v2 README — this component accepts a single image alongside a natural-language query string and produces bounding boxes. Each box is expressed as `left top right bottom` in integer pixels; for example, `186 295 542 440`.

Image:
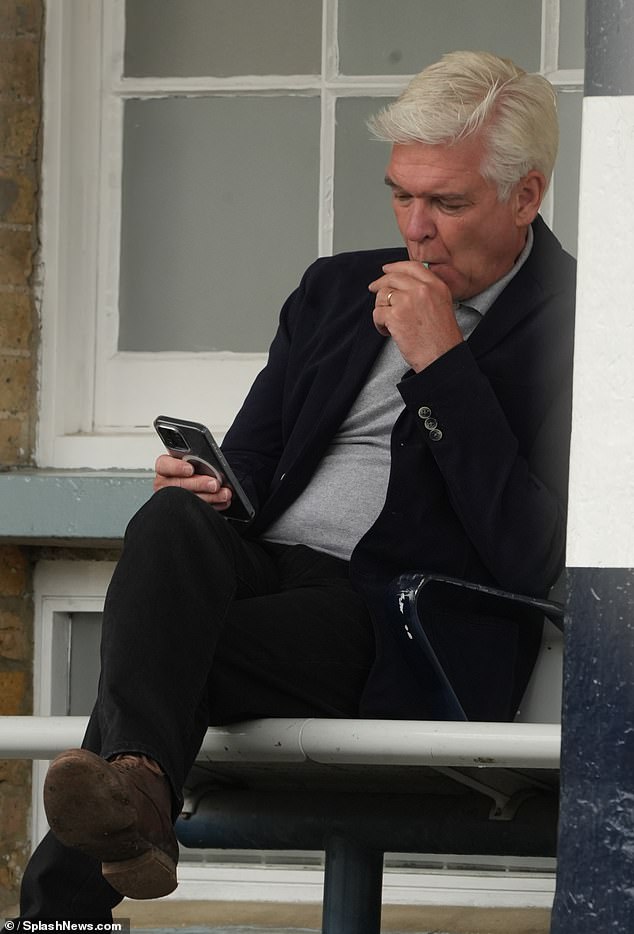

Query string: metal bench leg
321 835 384 934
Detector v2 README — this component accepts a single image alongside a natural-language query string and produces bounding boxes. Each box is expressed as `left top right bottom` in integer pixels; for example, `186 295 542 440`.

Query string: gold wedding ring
386 291 394 305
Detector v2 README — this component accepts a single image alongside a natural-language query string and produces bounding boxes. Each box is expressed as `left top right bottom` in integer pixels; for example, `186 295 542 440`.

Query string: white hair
368 51 559 201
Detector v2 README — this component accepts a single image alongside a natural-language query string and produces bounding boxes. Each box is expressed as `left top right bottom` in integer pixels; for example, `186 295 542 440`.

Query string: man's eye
438 200 466 213
393 192 412 203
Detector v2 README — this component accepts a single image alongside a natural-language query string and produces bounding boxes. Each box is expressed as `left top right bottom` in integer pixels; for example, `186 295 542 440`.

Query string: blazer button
424 417 438 430
418 405 432 419
429 428 443 442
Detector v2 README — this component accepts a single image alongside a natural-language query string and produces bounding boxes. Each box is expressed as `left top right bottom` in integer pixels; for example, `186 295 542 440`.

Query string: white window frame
31 560 117 846
37 0 583 470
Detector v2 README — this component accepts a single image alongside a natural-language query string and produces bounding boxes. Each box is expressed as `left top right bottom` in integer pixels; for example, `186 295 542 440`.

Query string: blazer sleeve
397 333 573 596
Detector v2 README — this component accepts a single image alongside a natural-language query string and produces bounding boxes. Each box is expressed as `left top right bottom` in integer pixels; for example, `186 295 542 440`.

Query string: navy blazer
222 216 576 721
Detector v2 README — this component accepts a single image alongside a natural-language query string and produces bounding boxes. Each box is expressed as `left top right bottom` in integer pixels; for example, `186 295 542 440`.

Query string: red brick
0 353 33 411
0 99 39 159
0 228 35 285
0 670 29 714
0 546 29 594
0 1 43 38
0 609 29 661
0 166 37 224
0 291 33 347
0 37 39 98
0 415 31 462
0 758 30 784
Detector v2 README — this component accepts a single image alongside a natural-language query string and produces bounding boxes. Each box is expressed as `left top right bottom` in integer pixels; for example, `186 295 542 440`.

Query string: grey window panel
124 0 322 77
551 90 583 258
69 613 102 716
119 97 320 353
334 98 400 254
338 0 541 75
559 0 586 71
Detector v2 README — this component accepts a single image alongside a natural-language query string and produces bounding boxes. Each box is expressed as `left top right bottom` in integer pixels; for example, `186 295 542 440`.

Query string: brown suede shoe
43 748 178 899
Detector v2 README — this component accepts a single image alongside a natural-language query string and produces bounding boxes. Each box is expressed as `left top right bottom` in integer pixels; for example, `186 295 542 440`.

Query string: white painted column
552 2 634 930
566 95 634 570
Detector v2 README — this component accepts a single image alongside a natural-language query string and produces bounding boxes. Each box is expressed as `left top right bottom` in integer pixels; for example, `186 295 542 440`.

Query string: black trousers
19 487 375 920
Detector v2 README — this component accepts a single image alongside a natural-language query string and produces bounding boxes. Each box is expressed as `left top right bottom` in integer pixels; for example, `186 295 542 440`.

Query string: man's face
385 137 537 302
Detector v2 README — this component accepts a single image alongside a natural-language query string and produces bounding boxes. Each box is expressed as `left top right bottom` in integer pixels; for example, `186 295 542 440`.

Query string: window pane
333 98 400 254
119 97 320 352
551 90 583 257
338 0 542 75
69 613 102 715
124 0 322 77
559 0 586 70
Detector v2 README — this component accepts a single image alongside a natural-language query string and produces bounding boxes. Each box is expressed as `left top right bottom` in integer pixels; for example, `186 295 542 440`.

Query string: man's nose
405 200 436 241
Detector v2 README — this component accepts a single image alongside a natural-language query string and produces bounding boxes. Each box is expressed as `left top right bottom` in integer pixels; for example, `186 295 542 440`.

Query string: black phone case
154 416 255 523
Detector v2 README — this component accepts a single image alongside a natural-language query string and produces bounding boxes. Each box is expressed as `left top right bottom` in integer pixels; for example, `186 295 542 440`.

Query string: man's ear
514 170 547 225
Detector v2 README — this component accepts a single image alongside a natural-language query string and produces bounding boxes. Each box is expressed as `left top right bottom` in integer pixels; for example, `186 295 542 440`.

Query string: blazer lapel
467 217 554 358
286 292 386 473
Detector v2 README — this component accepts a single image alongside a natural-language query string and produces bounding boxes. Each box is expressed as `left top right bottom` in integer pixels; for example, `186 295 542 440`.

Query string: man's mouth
408 250 447 268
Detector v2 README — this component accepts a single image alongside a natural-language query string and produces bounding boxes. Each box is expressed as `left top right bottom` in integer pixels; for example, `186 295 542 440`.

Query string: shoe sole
44 749 177 899
103 848 177 899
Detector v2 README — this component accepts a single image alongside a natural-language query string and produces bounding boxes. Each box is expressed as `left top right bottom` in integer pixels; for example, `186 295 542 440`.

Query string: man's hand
369 260 463 371
153 454 233 509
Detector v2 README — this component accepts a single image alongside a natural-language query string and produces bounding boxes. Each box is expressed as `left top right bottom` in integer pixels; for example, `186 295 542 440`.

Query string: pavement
3 898 552 932
113 900 552 933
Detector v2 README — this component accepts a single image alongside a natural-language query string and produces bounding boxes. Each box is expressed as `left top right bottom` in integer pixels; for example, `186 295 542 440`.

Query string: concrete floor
113 900 552 933
3 899 552 932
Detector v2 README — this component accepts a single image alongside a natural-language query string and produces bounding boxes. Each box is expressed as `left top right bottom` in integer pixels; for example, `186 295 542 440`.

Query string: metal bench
178 574 564 934
1 574 564 933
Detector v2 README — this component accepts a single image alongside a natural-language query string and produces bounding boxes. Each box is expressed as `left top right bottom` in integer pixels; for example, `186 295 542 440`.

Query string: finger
154 453 195 478
207 487 233 509
153 470 218 493
379 270 432 292
173 488 233 508
369 268 427 297
188 475 225 495
372 270 453 314
372 286 395 307
372 305 392 337
152 472 234 503
368 275 395 294
153 473 189 493
382 260 433 277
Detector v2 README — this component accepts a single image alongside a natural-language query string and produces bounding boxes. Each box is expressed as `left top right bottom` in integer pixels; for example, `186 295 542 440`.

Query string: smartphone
153 415 256 523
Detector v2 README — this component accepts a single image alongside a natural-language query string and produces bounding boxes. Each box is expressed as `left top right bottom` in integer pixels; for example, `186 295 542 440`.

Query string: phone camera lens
159 427 189 451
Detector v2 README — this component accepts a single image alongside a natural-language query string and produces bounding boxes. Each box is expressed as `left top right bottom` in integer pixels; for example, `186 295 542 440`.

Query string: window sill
0 469 153 546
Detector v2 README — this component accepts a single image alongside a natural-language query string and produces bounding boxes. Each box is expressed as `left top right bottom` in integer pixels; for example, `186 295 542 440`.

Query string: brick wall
0 547 33 913
0 0 40 466
0 0 43 914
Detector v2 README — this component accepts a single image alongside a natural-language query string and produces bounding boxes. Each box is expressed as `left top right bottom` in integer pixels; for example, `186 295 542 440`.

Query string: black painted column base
321 836 384 934
551 567 634 933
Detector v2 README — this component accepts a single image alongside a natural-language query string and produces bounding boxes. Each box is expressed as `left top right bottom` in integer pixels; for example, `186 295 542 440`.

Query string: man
17 51 576 919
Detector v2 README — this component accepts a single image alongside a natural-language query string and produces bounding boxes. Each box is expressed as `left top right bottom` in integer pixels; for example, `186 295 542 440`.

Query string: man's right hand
153 454 234 510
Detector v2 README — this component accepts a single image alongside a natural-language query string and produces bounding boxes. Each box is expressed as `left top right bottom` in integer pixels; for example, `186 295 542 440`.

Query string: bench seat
0 713 561 933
